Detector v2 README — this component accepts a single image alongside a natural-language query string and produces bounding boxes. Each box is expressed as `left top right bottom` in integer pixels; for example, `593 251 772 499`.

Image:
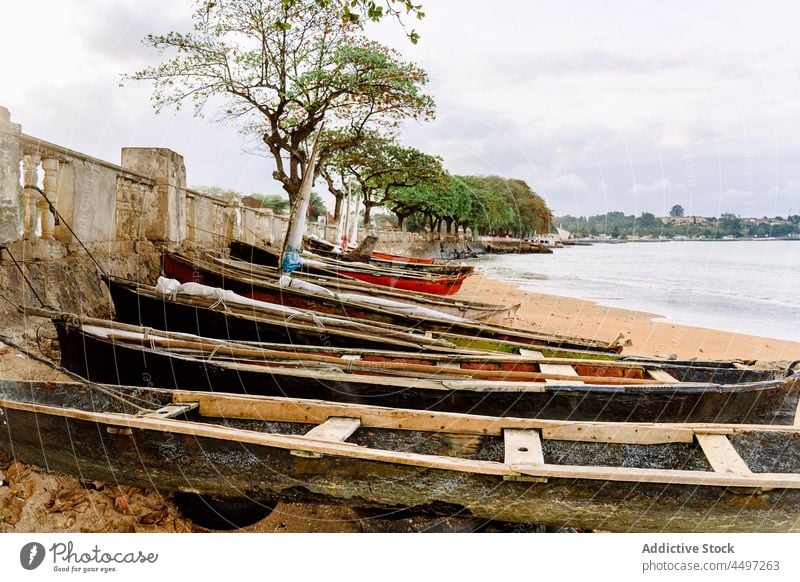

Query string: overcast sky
3 0 800 218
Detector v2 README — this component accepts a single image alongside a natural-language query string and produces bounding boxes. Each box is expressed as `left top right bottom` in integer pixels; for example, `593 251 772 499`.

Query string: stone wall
0 107 21 244
0 245 162 342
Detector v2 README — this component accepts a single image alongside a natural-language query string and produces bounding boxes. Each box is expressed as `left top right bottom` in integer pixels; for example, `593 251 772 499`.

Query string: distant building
660 216 709 225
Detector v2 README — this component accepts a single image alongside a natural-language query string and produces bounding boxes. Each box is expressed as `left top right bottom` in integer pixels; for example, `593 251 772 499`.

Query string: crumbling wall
0 246 161 342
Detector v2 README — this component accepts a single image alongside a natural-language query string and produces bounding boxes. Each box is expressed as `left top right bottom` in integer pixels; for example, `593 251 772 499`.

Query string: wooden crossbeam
141 403 199 419
649 369 679 383
292 416 362 458
518 348 545 359
504 428 544 465
540 363 584 385
436 361 461 369
696 433 751 474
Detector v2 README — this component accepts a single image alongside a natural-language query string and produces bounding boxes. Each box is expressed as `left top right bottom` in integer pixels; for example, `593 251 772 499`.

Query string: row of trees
387 176 551 238
557 212 800 239
133 1 552 239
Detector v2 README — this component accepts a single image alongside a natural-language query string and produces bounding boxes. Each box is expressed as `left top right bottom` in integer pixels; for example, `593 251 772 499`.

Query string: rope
24 185 109 279
0 333 153 413
206 344 223 361
0 245 50 309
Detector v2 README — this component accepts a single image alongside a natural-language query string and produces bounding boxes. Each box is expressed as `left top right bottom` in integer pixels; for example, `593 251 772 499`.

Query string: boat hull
54 321 797 424
230 240 466 295
161 254 621 357
2 380 800 533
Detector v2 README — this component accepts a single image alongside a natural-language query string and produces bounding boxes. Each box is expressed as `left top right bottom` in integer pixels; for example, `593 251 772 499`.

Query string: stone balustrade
0 105 426 260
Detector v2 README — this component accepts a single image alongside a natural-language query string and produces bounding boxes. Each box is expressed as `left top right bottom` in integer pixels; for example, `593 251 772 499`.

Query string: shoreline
455 272 800 362
2 271 800 533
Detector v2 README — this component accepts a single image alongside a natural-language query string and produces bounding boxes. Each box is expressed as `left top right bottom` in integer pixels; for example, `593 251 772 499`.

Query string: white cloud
3 0 800 215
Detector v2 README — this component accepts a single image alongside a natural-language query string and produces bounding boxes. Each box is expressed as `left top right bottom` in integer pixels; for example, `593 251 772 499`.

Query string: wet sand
456 272 800 363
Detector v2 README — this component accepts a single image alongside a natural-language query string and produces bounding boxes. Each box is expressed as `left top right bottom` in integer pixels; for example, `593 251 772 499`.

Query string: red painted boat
231 241 468 295
329 267 466 295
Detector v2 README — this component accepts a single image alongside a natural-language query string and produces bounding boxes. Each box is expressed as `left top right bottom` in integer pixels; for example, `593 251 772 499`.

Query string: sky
2 0 800 218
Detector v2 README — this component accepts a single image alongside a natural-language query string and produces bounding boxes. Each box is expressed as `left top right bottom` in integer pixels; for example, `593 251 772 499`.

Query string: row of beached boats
2 240 800 532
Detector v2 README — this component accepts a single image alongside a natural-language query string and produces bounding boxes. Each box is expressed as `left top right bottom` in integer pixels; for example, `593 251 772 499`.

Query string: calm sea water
469 240 800 342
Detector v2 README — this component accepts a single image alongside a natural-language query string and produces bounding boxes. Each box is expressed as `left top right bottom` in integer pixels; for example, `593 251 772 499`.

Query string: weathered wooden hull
2 380 800 532
230 241 467 295
104 280 795 386
53 320 798 423
161 254 620 357
107 279 455 353
183 250 515 321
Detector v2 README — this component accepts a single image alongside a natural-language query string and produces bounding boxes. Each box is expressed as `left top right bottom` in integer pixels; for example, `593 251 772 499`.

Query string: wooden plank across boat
2 379 800 532
46 313 800 424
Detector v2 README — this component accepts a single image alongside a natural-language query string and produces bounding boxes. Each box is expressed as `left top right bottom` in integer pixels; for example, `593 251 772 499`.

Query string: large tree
670 204 685 217
129 0 433 206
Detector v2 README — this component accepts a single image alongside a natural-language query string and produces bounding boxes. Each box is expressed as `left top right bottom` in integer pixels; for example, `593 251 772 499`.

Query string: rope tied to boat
206 344 223 361
60 312 83 329
285 310 325 329
207 288 231 312
0 333 153 414
0 244 53 310
142 327 156 350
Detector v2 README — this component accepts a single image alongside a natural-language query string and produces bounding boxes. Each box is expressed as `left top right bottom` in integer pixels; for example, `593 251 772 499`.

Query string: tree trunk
445 218 453 235
363 202 373 229
333 195 343 222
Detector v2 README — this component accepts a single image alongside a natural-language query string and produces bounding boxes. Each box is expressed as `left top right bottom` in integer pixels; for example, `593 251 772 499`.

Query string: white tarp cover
277 274 336 297
337 293 468 323
154 276 303 317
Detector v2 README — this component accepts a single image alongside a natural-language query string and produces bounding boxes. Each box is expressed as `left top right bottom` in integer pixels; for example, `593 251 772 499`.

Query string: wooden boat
102 279 794 384
167 250 515 322
161 253 621 357
229 240 468 295
106 277 461 353
3 379 800 532
49 315 799 423
302 238 474 275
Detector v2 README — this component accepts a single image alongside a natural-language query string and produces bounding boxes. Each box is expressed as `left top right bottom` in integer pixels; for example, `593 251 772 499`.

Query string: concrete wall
67 158 119 243
0 246 162 342
0 105 429 260
0 107 21 244
121 148 186 243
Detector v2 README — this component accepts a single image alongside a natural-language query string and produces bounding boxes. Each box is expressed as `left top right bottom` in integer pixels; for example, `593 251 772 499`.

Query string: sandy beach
2 272 799 533
457 272 800 363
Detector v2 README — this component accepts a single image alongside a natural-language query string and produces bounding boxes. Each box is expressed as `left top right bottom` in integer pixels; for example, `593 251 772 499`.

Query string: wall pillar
0 106 22 244
120 147 187 244
39 158 59 240
21 153 41 240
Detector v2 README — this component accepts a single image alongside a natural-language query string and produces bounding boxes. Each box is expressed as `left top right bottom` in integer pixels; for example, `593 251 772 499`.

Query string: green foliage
252 194 290 214
323 131 445 226
308 192 328 221
284 0 424 43
128 0 433 205
555 211 800 239
669 204 685 217
386 175 553 238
